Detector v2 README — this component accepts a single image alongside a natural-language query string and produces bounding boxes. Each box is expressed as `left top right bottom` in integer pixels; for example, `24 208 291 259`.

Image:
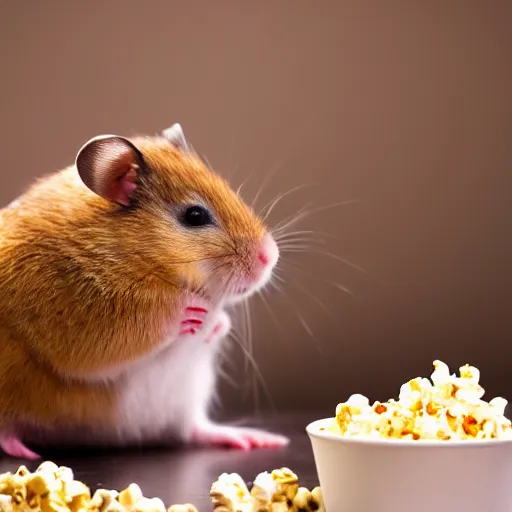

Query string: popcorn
133 497 166 512
330 359 512 441
0 462 319 512
210 468 324 512
118 484 144 510
292 487 311 510
251 467 298 507
310 487 324 510
0 462 198 512
209 473 253 512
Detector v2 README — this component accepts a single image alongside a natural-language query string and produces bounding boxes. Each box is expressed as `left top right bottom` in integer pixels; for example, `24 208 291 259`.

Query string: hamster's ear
75 135 142 206
161 123 189 152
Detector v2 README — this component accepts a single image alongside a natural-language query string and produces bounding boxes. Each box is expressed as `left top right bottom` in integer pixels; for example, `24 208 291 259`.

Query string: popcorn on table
0 462 198 512
329 359 512 441
210 467 324 512
0 462 323 512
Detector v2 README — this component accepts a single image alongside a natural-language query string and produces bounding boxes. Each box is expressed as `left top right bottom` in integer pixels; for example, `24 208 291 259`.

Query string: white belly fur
112 330 223 444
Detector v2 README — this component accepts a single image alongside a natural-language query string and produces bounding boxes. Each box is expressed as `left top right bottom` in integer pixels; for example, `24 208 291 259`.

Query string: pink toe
193 429 250 451
248 432 289 449
270 436 290 447
223 438 251 450
179 328 197 336
185 307 208 317
192 425 289 452
245 435 263 448
181 319 202 326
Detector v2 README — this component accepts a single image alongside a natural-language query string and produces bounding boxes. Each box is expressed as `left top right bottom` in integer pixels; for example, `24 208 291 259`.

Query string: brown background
1 1 511 416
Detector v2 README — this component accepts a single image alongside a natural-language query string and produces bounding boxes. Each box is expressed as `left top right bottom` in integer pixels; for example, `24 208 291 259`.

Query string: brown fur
0 135 266 430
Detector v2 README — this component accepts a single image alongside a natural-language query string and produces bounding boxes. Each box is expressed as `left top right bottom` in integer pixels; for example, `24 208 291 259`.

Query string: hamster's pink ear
75 135 142 206
161 123 189 152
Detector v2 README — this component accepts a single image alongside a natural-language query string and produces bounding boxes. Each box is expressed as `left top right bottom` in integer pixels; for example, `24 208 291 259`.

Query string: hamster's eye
181 205 213 228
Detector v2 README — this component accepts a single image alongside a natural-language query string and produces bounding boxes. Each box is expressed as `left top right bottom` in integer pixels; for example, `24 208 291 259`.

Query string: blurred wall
1 1 511 415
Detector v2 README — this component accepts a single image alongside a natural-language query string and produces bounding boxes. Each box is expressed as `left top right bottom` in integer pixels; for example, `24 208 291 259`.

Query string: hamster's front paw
179 306 231 345
192 421 289 451
204 309 231 343
179 305 209 336
0 432 40 460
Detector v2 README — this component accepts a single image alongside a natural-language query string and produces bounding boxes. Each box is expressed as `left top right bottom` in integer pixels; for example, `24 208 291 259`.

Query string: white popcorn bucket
307 418 512 512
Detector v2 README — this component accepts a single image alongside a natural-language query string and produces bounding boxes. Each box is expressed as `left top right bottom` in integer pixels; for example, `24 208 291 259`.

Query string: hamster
0 124 288 459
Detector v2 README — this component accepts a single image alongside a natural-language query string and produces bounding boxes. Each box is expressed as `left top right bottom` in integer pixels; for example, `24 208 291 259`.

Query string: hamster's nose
258 250 270 266
256 233 279 270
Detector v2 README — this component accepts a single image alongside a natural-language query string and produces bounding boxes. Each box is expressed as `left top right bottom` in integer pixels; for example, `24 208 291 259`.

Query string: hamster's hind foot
0 433 40 460
192 422 289 451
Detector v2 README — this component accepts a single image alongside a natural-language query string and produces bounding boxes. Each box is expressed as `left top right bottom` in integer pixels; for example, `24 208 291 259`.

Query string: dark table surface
0 412 324 511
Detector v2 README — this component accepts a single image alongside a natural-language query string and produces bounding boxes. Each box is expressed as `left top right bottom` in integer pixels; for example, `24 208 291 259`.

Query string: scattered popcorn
0 462 321 512
210 472 253 512
0 462 197 512
210 468 324 512
328 359 512 441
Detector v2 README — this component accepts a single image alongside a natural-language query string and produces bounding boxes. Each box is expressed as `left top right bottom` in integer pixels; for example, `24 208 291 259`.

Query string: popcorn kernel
374 403 387 414
118 483 143 510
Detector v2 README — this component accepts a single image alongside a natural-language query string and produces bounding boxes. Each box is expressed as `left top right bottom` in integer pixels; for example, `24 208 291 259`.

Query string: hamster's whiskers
227 310 275 414
271 199 359 239
281 259 355 299
250 153 298 211
259 183 317 224
256 285 283 334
